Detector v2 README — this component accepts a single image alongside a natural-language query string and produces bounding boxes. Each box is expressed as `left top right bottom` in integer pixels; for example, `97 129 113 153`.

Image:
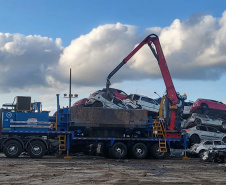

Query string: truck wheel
109 142 127 159
132 143 148 159
150 143 167 159
28 140 46 158
3 140 22 158
190 134 200 144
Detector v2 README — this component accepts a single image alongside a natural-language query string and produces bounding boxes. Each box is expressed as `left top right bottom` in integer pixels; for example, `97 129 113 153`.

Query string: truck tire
150 143 167 159
3 140 22 158
132 143 148 159
28 140 46 158
109 142 127 159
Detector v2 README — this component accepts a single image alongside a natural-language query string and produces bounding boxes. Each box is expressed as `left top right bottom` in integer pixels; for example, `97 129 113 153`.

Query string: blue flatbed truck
0 95 187 159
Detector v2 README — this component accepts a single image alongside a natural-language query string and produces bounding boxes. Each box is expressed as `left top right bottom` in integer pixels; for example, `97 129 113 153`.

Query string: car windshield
203 141 213 145
117 90 127 95
207 127 218 133
214 141 222 145
113 98 126 108
196 126 207 131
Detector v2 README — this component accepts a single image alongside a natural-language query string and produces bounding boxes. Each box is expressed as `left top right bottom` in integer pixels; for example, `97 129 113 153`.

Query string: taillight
185 129 189 132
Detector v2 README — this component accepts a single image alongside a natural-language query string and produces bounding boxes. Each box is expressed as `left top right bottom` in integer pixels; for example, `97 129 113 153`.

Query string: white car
181 113 226 130
125 94 160 113
87 91 127 109
183 125 226 144
188 140 226 156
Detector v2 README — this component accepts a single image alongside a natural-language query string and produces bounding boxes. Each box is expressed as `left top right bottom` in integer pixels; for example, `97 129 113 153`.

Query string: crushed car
72 98 88 107
86 89 160 113
86 88 128 107
190 99 226 119
86 91 128 109
123 94 160 115
181 113 226 130
182 125 226 145
188 140 226 157
201 148 226 163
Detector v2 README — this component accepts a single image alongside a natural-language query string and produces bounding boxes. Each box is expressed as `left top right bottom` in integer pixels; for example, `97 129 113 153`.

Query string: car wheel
190 134 200 144
198 150 205 158
194 118 202 125
222 122 226 130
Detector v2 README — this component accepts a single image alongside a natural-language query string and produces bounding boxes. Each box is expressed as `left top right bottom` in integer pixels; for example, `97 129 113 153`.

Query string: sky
0 0 226 114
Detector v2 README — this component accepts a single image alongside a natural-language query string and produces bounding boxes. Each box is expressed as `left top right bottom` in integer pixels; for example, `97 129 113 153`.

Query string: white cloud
0 33 63 92
137 11 226 80
1 11 226 107
56 11 226 89
57 22 145 86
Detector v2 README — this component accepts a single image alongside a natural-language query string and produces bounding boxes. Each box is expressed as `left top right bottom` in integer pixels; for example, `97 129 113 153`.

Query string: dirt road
0 154 225 185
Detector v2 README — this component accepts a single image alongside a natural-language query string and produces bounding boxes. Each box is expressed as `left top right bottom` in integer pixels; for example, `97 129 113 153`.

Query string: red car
190 99 226 119
106 88 128 100
72 98 88 107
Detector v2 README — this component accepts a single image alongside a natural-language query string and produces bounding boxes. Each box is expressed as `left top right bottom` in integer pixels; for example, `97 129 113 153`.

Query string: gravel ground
0 154 226 185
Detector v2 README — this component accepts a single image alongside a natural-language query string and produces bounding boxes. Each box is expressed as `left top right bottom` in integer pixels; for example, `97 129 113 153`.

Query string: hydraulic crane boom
106 34 186 131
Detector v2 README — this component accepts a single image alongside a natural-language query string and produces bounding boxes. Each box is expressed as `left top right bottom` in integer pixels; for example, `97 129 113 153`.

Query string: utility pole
69 68 72 109
64 68 78 107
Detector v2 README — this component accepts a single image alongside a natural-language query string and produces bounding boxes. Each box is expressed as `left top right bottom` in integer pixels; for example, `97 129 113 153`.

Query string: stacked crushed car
72 88 161 116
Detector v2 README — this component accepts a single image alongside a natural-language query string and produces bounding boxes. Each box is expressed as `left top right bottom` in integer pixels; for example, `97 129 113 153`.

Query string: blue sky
1 0 225 46
0 0 226 113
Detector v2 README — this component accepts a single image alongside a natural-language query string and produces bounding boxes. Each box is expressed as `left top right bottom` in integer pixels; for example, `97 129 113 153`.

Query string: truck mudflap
70 107 149 129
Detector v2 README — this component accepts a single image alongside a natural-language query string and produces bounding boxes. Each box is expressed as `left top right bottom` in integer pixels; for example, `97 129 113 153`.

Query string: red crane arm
106 34 178 105
106 34 186 131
